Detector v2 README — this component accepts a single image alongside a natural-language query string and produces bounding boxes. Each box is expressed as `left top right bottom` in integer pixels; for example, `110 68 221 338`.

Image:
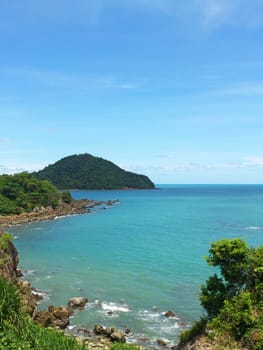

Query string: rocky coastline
0 199 119 229
0 229 141 350
0 202 185 350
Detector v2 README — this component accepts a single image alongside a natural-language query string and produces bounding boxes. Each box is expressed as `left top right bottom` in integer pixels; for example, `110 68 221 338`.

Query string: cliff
0 230 39 315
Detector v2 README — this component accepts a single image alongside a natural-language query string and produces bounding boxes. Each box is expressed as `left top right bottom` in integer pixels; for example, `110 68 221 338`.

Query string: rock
78 327 91 336
104 327 114 336
0 231 20 282
34 310 53 327
49 305 73 318
94 324 105 335
109 327 126 343
50 305 72 329
34 305 72 329
157 339 167 347
164 310 175 318
68 296 88 309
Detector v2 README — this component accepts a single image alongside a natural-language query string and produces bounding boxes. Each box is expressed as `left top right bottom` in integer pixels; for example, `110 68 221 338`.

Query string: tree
200 238 250 318
179 239 263 349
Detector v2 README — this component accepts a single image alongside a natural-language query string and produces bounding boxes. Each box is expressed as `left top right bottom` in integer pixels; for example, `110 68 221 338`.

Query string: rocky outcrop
34 305 73 329
0 230 20 282
164 310 176 318
93 324 126 343
0 230 40 316
0 199 120 229
68 296 88 309
0 199 101 228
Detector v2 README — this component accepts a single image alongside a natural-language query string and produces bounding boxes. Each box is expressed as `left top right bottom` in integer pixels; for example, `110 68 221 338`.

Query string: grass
0 277 86 350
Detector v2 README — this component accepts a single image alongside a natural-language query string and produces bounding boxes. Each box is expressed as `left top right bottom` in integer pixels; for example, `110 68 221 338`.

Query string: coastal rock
157 339 167 347
109 328 126 343
164 310 175 318
34 310 53 328
93 324 126 343
49 305 73 319
94 324 105 335
68 296 88 309
34 305 72 329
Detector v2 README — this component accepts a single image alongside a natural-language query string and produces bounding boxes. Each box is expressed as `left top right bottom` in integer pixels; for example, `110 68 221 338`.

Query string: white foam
68 325 76 330
137 309 180 337
101 301 131 313
23 269 36 276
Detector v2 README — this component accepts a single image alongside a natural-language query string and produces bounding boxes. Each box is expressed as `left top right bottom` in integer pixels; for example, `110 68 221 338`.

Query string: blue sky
1 0 263 184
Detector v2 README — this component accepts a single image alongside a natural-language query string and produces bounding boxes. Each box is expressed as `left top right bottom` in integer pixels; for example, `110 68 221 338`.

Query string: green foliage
179 318 207 345
0 172 62 215
179 238 263 349
0 232 13 250
0 277 86 350
34 153 155 189
200 238 251 319
210 292 256 340
61 190 73 204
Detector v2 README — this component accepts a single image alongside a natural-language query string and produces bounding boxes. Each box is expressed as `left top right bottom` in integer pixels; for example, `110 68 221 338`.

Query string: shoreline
0 199 180 349
0 198 119 229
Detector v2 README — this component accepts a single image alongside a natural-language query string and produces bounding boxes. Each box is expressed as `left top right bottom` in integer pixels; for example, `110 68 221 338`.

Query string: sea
8 185 263 348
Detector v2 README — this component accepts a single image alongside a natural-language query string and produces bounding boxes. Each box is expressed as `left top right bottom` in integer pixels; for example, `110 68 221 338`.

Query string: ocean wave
91 299 131 317
244 226 263 230
101 301 131 313
23 269 36 276
31 289 50 300
137 309 180 336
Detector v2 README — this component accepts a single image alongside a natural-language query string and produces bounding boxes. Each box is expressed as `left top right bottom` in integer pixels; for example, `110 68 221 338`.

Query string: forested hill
0 172 69 215
34 153 155 190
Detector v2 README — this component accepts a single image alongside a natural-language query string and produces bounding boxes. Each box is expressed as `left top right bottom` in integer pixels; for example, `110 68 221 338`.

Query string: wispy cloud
0 67 138 91
122 156 263 176
216 82 263 96
0 165 27 175
117 0 263 30
2 0 263 31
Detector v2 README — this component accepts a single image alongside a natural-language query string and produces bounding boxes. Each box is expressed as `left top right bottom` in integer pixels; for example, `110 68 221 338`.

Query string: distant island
33 153 155 190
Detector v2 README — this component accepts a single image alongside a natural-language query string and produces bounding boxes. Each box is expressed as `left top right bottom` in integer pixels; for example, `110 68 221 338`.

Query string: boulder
34 310 53 328
94 323 105 335
49 305 73 318
34 305 72 329
164 310 175 318
157 339 167 347
108 327 126 343
68 296 88 309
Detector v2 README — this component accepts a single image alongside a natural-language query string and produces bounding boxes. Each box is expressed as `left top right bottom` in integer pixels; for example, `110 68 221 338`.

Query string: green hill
34 153 155 190
0 172 66 215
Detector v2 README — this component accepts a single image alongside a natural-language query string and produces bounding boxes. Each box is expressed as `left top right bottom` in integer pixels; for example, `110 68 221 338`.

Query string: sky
1 0 263 184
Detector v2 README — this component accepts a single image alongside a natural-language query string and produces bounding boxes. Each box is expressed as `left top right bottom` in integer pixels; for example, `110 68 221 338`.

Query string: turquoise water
9 185 263 347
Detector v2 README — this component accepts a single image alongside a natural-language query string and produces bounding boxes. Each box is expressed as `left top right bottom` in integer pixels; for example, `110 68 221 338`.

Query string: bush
61 191 73 204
